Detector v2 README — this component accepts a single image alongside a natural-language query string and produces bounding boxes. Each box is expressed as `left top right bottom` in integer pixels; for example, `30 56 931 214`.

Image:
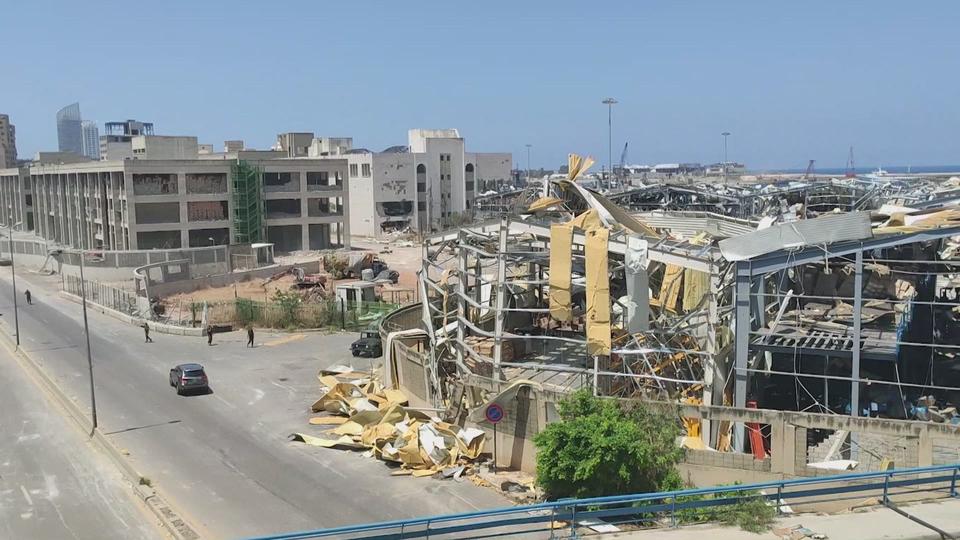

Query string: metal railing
243 464 960 540
63 274 140 317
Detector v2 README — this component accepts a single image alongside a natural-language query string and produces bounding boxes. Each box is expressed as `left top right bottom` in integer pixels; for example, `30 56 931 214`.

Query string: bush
674 485 776 534
534 390 683 500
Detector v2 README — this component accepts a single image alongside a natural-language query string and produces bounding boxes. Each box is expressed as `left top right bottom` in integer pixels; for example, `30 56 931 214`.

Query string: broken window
185 173 227 194
132 173 178 195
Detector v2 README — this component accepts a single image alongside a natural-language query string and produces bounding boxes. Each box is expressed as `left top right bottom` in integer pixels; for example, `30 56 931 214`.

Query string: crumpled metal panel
718 212 873 261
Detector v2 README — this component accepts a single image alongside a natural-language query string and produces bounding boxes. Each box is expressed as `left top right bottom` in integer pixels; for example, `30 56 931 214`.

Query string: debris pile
290 368 487 477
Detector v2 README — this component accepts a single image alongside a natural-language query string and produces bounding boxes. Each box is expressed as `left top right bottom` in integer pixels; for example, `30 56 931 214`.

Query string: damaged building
381 156 960 477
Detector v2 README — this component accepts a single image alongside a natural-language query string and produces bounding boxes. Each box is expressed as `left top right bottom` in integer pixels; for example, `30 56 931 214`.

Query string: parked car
350 329 383 358
169 363 209 395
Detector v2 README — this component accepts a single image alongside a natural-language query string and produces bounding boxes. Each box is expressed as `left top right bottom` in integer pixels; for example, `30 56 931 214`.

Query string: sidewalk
611 497 960 540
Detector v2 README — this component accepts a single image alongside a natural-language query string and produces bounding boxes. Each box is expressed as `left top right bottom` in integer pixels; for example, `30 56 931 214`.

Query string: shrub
534 390 683 500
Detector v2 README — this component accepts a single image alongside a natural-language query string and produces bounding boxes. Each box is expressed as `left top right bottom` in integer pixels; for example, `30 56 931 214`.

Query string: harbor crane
845 146 856 178
617 142 628 181
803 159 816 179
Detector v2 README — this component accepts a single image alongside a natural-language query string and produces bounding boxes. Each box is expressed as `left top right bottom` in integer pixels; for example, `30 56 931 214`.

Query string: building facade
81 121 100 160
343 129 512 237
7 156 348 253
56 103 83 155
0 114 16 168
100 119 155 160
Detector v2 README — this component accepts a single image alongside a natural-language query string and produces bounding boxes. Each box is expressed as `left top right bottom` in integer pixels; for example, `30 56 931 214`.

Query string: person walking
24 289 31 305
206 325 214 346
142 322 153 343
246 326 255 348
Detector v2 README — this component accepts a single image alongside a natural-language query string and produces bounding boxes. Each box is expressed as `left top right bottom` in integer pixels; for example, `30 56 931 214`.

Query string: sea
756 165 960 176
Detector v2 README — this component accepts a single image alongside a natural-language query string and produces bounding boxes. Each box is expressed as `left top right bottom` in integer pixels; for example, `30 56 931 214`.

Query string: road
0 339 161 539
0 270 508 539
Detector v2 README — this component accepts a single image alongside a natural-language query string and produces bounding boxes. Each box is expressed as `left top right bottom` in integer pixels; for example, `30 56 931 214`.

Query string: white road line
19 485 33 506
213 394 236 409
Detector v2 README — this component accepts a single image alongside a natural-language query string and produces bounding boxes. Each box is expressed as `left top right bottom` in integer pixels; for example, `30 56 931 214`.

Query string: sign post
485 403 505 471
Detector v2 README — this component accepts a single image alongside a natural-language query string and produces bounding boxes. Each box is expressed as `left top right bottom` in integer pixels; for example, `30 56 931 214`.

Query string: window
361 163 371 177
349 164 358 177
307 171 329 188
417 182 426 193
418 201 426 211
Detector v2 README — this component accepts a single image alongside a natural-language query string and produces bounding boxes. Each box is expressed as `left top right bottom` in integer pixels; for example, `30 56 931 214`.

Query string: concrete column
918 427 933 467
625 236 650 332
851 250 863 415
734 261 752 452
492 216 509 379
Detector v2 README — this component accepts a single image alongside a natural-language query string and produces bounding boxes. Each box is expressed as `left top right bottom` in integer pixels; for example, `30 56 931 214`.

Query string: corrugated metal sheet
718 212 873 261
635 211 758 239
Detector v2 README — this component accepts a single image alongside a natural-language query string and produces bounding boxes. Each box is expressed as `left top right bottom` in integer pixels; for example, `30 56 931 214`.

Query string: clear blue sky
3 0 958 170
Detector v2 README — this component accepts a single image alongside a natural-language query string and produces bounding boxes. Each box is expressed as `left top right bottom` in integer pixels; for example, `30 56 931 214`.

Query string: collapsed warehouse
398 156 960 470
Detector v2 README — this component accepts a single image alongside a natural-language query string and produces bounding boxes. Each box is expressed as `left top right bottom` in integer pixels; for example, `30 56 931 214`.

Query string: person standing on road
206 325 214 346
142 322 153 343
24 289 31 305
246 325 255 348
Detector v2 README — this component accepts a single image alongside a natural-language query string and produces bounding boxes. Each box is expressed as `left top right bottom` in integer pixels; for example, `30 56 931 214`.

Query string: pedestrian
246 325 255 348
24 289 31 305
206 325 214 346
142 322 153 343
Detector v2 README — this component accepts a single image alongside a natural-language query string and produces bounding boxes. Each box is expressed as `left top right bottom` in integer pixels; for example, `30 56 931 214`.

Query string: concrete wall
145 260 321 298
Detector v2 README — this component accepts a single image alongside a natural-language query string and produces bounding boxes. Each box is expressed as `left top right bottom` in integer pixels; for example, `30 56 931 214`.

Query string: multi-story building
131 135 199 160
5 155 348 253
339 129 512 237
56 103 83 155
81 121 100 160
100 119 155 160
0 114 16 168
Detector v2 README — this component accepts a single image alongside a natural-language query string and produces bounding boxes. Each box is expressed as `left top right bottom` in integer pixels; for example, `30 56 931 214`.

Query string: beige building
0 155 349 253
0 114 16 168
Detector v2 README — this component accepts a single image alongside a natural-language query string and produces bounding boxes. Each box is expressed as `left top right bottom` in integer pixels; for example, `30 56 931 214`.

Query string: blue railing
244 464 960 540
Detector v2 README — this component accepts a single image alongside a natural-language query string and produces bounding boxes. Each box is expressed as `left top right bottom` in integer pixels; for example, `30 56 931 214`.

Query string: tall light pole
525 144 532 187
602 98 618 188
721 131 731 182
73 249 98 432
3 221 22 347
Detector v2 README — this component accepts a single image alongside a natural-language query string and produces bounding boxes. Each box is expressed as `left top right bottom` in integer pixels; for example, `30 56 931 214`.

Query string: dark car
169 363 209 395
350 330 383 358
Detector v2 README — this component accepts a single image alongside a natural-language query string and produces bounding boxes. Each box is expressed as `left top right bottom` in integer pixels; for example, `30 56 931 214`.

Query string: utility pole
76 250 98 433
602 98 618 189
525 144 532 187
721 132 731 183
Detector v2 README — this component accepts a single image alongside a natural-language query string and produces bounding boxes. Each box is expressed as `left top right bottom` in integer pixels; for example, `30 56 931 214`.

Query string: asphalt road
0 271 509 539
0 341 161 539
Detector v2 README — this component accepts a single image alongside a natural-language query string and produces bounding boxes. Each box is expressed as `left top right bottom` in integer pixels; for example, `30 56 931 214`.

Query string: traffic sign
484 403 505 424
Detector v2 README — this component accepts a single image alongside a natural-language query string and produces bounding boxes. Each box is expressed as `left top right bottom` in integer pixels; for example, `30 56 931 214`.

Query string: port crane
845 146 856 178
803 159 816 179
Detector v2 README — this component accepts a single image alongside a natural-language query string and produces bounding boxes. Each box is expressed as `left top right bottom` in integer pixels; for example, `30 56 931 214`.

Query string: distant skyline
2 1 958 169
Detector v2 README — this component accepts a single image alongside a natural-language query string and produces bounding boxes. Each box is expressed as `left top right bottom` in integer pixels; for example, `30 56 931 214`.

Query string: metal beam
492 216 509 378
852 250 863 417
733 261 751 452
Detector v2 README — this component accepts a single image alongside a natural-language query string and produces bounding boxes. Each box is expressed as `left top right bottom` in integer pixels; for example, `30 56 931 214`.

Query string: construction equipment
803 159 816 179
617 142 628 182
845 146 856 178
231 159 264 244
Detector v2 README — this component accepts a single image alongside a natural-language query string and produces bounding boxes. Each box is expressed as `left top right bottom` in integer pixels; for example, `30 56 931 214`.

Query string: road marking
45 474 59 499
262 334 305 347
213 394 236 409
247 388 265 406
19 485 32 506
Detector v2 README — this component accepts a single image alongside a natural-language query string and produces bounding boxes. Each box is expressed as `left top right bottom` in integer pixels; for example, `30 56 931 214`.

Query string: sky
2 0 959 170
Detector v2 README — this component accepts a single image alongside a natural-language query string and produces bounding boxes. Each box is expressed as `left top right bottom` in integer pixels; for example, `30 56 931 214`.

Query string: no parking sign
485 402 505 424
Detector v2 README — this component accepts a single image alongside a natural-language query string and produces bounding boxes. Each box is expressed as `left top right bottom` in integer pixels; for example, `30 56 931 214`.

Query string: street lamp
2 221 22 347
208 237 216 247
60 248 98 433
721 132 731 182
525 144 532 187
602 98 618 188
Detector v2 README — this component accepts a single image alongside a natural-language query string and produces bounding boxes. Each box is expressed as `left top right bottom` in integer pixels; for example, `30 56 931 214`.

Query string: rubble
290 368 488 476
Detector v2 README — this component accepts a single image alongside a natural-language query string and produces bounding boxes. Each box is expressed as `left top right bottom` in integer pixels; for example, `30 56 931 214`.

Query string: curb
0 328 202 539
59 290 204 337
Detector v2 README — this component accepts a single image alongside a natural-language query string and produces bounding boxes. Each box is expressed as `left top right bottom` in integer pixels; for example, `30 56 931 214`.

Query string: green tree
534 390 683 500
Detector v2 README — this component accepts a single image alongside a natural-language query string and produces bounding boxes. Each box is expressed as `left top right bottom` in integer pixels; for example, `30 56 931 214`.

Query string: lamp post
3 221 22 347
602 98 618 189
721 132 731 182
72 249 98 433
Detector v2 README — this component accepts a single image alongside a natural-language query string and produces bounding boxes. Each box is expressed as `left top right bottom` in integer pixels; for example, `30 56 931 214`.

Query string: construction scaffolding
231 159 264 244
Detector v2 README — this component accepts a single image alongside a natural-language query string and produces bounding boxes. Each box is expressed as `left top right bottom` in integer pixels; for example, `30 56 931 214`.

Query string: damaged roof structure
408 155 960 456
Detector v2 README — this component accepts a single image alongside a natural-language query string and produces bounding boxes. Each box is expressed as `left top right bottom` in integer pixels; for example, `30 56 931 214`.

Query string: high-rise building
56 103 83 155
81 120 100 160
0 114 16 168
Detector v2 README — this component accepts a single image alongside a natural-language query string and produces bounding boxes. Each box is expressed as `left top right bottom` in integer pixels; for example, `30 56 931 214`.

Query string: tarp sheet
585 227 611 355
549 223 574 321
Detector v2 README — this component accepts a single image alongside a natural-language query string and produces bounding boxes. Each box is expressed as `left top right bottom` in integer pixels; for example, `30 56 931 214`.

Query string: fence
244 464 960 540
63 274 140 317
192 298 402 331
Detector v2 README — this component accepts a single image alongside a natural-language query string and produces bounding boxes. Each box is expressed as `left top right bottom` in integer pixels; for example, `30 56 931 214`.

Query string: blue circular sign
485 403 505 424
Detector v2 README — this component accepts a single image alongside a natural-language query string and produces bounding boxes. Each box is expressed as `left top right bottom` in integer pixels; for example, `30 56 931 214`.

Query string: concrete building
224 140 244 153
81 121 100 160
198 144 214 155
338 129 511 237
56 103 83 155
5 155 348 253
100 119 155 161
275 132 315 157
0 114 16 168
131 135 199 160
